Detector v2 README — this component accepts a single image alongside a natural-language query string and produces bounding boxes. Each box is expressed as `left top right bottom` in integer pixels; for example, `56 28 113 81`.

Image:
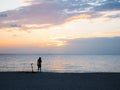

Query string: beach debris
31 63 34 73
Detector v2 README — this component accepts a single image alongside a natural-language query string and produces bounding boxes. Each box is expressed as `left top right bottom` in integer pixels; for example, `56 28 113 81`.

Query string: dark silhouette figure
37 57 42 72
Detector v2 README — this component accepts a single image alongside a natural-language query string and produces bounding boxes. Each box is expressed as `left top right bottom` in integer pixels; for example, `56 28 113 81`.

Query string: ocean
0 54 120 73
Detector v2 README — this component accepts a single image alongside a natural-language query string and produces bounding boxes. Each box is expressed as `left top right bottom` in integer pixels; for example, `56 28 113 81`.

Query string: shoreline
0 71 120 73
0 72 119 90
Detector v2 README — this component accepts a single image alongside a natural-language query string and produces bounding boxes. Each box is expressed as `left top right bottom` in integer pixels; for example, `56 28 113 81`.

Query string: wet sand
0 72 119 90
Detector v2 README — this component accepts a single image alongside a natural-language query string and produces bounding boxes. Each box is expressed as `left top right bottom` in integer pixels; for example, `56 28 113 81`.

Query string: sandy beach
0 72 119 90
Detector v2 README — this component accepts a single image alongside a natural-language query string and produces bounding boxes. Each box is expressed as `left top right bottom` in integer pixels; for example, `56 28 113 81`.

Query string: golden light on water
48 59 65 72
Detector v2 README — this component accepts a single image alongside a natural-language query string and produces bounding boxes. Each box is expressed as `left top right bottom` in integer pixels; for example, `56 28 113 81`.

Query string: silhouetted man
37 57 42 72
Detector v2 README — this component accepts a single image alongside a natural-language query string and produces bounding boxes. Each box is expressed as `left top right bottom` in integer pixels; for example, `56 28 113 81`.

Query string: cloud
99 30 120 36
0 37 120 54
10 24 21 27
94 0 120 11
107 13 120 18
0 1 65 31
57 37 120 54
0 0 120 31
0 13 8 17
66 14 91 21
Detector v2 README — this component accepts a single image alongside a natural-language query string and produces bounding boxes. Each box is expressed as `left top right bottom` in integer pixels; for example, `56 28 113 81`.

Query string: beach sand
0 72 119 90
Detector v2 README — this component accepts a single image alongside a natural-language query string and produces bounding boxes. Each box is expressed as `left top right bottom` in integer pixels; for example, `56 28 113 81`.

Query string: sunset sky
0 0 120 54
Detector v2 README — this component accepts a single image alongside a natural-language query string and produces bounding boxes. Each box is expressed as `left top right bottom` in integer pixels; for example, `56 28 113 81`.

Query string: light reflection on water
0 54 120 73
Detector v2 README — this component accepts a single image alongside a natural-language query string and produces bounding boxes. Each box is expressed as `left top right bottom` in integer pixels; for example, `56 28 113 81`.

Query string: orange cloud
96 30 120 37
22 24 53 29
66 14 91 21
103 30 120 36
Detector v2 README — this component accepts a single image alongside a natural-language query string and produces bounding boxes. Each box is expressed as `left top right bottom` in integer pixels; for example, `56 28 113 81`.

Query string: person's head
39 57 41 59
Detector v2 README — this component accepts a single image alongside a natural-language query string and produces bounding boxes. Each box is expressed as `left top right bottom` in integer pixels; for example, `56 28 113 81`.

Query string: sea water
0 54 120 73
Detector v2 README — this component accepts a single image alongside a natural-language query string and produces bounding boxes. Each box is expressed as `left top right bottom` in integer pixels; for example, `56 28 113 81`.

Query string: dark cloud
10 24 21 27
57 37 120 54
107 13 120 18
0 13 8 17
94 0 120 11
61 0 120 18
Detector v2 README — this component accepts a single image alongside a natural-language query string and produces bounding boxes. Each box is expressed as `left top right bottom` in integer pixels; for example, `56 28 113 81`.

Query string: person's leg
38 66 39 72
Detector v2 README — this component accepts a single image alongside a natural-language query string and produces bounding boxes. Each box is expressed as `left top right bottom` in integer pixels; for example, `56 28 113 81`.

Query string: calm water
0 54 120 73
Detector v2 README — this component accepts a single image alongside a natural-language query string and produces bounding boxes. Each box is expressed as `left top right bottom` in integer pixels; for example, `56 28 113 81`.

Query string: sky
0 0 120 54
